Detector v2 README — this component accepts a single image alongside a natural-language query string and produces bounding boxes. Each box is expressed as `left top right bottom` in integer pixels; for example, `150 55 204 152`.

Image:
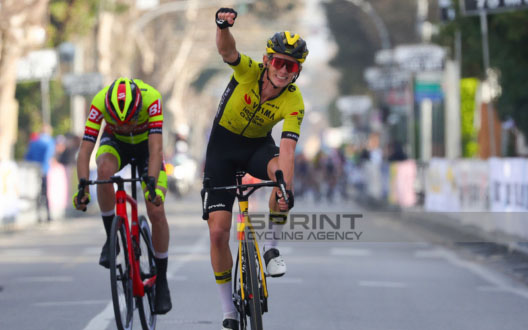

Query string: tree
0 0 50 161
434 1 528 138
323 0 418 95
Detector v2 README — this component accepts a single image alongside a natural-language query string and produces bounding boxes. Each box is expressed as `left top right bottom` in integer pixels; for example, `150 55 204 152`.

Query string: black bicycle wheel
137 215 157 330
245 241 263 330
109 216 134 330
234 250 248 330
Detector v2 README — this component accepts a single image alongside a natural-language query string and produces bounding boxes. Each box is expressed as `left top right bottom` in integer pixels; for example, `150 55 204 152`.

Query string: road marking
34 300 108 307
359 281 407 288
16 276 73 283
0 249 43 257
170 245 208 254
416 247 528 300
331 248 371 257
82 247 102 255
414 249 446 258
477 286 508 292
270 277 303 284
167 275 188 281
82 231 209 330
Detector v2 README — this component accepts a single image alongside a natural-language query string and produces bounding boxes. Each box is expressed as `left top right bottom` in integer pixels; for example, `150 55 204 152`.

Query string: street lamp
342 0 391 50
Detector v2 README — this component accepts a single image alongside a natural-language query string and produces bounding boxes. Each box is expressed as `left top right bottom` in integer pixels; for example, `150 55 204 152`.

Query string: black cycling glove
276 190 294 210
215 8 238 29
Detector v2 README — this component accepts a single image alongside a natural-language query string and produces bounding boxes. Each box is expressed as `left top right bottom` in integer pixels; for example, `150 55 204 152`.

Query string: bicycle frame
202 170 289 329
235 176 268 302
114 176 157 298
78 164 157 297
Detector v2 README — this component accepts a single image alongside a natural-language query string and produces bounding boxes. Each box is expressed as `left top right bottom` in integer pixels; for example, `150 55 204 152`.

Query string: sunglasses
270 57 300 73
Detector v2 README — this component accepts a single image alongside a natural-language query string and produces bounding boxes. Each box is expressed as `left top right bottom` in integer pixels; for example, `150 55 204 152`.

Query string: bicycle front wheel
245 241 263 330
137 215 157 330
110 216 134 330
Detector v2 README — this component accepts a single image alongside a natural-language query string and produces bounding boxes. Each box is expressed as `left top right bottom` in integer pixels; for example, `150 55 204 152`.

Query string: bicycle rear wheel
109 216 134 330
137 215 157 330
245 241 263 330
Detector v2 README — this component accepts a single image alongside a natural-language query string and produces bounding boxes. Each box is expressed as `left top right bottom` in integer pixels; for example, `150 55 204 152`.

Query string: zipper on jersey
240 104 261 136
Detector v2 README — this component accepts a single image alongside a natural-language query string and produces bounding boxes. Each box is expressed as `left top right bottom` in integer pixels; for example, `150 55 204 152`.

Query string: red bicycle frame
115 186 157 298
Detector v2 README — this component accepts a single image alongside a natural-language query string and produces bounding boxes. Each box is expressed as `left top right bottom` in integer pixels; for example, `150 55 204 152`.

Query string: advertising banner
489 158 528 212
456 160 489 211
424 158 459 212
389 160 417 208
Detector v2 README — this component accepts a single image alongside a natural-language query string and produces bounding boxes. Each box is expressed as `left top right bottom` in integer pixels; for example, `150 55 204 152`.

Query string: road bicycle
77 161 158 330
202 170 289 330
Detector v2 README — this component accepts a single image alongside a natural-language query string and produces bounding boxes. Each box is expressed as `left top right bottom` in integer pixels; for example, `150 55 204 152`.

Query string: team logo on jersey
148 100 162 116
88 106 103 123
244 94 251 105
288 85 296 92
289 112 299 116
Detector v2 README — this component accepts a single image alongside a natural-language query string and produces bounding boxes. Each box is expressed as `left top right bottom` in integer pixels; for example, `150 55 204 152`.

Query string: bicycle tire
245 241 264 330
234 250 248 330
109 216 134 330
137 215 157 330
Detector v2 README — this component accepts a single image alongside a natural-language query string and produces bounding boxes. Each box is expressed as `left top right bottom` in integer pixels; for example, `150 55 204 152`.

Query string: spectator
388 141 408 162
25 124 55 222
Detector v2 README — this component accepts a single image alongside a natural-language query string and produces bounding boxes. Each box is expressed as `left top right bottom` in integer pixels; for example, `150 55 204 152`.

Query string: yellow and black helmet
105 77 142 124
266 31 309 63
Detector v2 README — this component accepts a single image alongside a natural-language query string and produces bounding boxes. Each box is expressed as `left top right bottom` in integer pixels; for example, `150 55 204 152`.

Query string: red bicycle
77 162 157 330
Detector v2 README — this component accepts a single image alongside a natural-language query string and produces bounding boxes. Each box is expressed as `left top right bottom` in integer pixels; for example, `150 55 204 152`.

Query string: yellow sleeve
281 86 305 141
228 53 261 83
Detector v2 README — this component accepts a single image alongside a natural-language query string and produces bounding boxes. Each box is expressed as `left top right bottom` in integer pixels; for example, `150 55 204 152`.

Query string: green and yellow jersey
83 79 163 144
215 53 305 141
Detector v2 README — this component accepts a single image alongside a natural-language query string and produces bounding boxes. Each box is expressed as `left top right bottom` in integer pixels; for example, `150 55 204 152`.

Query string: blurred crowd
293 140 408 204
24 125 81 221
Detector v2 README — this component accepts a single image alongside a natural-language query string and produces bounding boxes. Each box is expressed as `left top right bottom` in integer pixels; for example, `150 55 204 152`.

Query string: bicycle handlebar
77 175 155 212
201 170 288 220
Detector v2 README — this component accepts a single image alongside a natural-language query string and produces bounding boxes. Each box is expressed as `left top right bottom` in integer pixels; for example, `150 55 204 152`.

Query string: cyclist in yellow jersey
203 8 308 330
72 78 172 315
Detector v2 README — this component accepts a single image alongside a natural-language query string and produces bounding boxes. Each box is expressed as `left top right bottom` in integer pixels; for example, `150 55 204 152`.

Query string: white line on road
167 275 188 281
269 277 304 284
477 286 508 292
0 249 43 256
15 276 73 283
331 248 371 257
416 247 528 300
82 231 209 330
34 300 109 307
359 281 408 288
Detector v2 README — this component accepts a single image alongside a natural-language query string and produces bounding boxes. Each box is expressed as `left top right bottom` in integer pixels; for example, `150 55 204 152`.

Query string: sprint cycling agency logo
233 213 364 242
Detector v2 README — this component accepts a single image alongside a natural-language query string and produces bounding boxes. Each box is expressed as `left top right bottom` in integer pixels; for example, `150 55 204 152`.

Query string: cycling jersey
83 79 163 144
214 53 305 141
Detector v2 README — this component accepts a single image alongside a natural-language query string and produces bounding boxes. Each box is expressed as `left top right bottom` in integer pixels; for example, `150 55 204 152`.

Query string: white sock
264 222 285 251
217 281 237 320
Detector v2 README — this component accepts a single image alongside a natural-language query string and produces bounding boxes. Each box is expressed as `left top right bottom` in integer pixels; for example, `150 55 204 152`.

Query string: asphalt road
2 191 528 330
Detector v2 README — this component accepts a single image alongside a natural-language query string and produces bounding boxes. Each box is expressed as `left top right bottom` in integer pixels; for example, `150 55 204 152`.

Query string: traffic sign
461 0 528 16
394 44 446 72
364 67 411 91
62 73 103 96
17 49 57 81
